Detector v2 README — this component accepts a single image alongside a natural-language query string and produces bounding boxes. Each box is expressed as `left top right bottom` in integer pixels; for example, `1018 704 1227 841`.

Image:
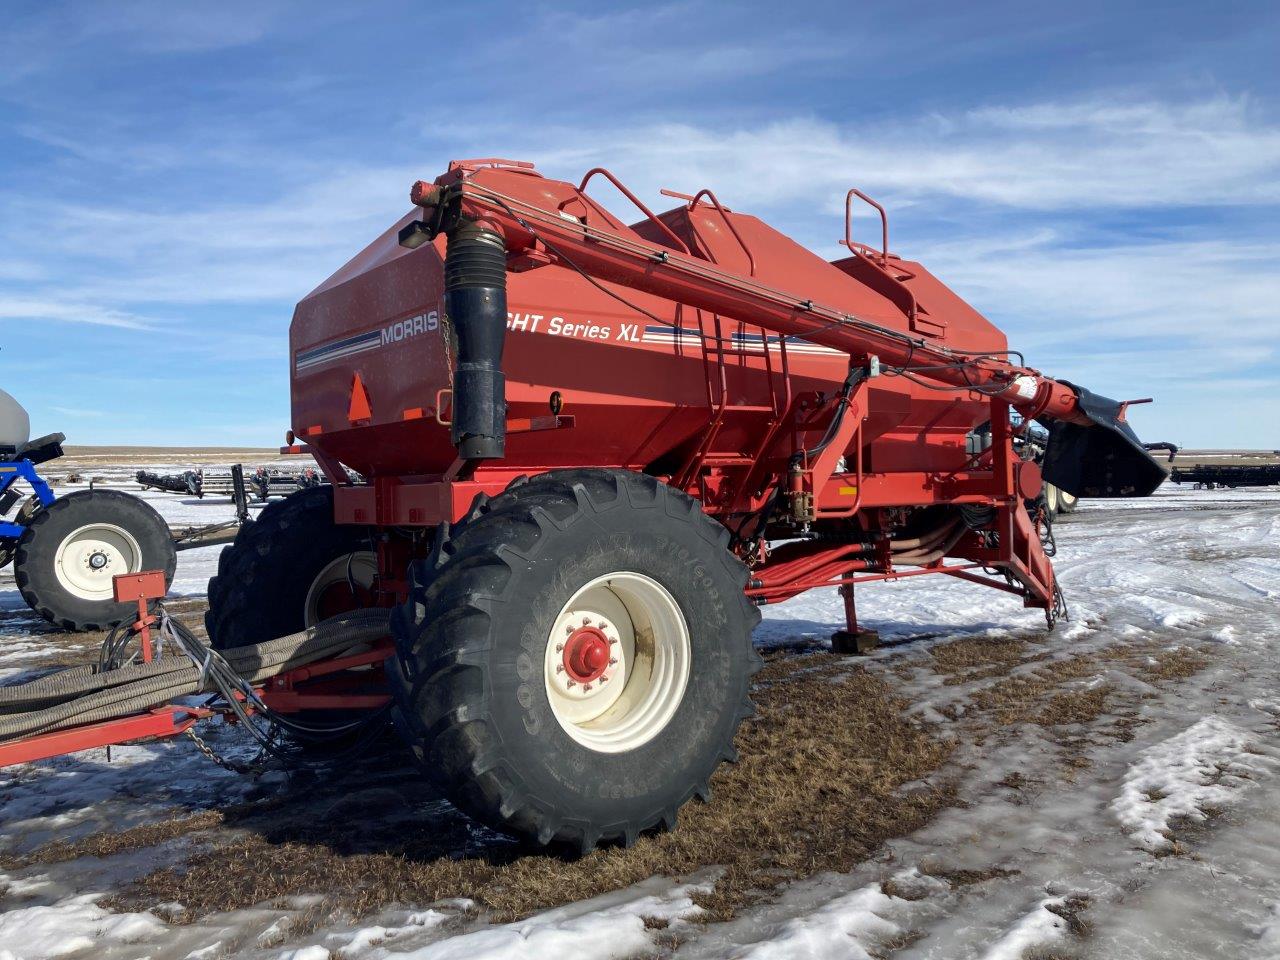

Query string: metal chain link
184 726 263 775
440 311 456 390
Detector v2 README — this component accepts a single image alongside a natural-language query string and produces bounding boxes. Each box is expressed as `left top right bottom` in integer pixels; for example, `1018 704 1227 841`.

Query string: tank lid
0 388 31 450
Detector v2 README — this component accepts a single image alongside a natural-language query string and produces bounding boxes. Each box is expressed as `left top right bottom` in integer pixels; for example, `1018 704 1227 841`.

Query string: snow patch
978 896 1071 960
328 910 450 957
1113 716 1273 851
1256 901 1280 958
1213 624 1240 644
734 883 902 960
278 947 332 960
0 895 167 959
375 879 704 959
0 872 53 896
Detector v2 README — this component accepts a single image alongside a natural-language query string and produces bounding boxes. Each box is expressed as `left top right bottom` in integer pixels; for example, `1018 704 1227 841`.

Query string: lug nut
555 665 564 674
582 617 592 625
609 658 618 666
567 680 576 688
556 643 564 652
582 683 592 692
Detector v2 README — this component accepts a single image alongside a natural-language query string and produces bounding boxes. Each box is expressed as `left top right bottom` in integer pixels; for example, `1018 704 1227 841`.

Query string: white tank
0 388 31 450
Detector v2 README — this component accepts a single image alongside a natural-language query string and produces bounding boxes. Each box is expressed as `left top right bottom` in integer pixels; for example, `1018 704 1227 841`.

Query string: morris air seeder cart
0 160 1166 851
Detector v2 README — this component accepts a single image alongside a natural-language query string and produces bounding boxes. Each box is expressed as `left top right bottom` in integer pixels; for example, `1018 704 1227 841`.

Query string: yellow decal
838 485 858 495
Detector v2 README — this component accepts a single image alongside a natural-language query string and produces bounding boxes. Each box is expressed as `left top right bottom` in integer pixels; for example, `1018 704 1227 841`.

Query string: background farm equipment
1170 462 1280 489
1 388 178 630
0 159 1168 854
136 463 333 501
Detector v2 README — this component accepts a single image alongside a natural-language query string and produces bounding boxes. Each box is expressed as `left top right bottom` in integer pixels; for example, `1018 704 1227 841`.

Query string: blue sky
2 0 1277 448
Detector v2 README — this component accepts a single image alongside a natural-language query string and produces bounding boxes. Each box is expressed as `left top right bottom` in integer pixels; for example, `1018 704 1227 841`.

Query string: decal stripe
640 324 838 354
295 331 381 371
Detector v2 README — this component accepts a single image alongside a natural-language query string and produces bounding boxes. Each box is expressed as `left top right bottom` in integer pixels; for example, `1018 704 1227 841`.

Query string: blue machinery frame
0 460 56 539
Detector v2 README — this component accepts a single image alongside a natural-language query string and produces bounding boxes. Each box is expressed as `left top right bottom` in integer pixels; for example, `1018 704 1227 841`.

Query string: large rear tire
389 469 762 853
205 486 374 649
14 489 176 631
1056 487 1079 514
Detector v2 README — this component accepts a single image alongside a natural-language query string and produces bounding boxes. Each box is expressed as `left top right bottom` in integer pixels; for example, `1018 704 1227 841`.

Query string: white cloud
0 297 156 330
0 1 288 83
912 232 1280 351
0 164 427 307
498 94 1280 211
485 5 840 86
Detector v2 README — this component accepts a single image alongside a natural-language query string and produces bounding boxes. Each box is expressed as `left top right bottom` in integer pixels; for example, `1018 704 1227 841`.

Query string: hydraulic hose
791 365 868 468
0 609 390 742
894 524 968 567
888 518 961 553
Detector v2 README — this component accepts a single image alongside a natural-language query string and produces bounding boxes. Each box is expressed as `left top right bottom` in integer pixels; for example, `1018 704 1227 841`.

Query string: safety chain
440 311 456 391
1037 501 1058 558
184 725 264 776
1045 581 1070 630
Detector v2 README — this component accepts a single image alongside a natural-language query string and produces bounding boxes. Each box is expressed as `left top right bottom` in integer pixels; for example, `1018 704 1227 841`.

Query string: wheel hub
552 611 623 697
562 625 613 683
54 523 142 602
543 572 691 752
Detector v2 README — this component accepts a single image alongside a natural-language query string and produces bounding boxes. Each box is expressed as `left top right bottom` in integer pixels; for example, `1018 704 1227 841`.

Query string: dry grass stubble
107 652 954 923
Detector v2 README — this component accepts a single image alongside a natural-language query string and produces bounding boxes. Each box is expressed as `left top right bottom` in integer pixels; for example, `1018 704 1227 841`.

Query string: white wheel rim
1058 489 1078 508
544 571 691 753
1045 483 1059 513
54 523 142 602
303 551 377 626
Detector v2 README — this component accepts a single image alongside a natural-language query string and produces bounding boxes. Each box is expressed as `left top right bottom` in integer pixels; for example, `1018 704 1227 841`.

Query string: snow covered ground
1 472 1278 959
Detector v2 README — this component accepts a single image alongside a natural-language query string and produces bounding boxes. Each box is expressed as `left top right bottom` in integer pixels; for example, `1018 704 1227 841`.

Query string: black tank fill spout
442 221 508 461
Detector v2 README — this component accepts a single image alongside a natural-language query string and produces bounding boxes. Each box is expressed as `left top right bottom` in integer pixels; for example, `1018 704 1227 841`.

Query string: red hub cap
563 626 611 683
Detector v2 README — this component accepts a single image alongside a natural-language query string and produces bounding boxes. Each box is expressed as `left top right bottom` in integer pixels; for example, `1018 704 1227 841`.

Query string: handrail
687 188 756 277
844 188 888 265
448 158 538 174
573 167 690 255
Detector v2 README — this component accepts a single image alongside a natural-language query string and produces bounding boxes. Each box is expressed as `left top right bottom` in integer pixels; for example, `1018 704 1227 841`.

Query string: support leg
831 574 879 655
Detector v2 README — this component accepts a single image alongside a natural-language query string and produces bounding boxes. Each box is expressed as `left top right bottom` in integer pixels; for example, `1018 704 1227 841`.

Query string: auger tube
430 175 1165 496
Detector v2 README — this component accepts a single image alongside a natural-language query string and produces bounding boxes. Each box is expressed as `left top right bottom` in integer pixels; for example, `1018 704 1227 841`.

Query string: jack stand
112 571 168 662
831 574 879 655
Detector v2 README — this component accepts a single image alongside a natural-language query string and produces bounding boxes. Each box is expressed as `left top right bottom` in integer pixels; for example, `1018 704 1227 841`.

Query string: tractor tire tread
204 486 368 648
389 468 760 851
